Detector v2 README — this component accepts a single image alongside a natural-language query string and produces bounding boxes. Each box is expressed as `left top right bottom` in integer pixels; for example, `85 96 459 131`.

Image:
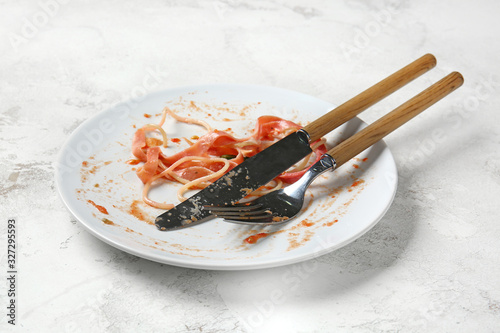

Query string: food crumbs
362 157 368 162
272 216 289 222
353 164 359 169
144 113 152 118
171 138 181 143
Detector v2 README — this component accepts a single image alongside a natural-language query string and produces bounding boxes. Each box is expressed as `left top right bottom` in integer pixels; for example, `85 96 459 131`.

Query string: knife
155 54 437 231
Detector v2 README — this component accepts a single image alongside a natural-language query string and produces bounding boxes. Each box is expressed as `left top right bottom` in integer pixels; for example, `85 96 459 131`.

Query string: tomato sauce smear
88 200 109 214
244 233 270 244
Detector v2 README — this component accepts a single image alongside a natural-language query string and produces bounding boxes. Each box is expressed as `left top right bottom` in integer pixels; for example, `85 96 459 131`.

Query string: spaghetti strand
132 110 328 210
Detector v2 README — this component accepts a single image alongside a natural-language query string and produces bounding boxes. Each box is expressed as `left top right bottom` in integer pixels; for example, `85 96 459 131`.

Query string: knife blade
155 53 437 231
155 130 312 230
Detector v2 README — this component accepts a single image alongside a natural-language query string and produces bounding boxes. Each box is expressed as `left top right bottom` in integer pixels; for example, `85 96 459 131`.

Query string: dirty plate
55 84 397 270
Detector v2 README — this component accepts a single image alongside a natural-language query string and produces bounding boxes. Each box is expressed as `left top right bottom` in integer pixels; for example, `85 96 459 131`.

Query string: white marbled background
1 0 499 332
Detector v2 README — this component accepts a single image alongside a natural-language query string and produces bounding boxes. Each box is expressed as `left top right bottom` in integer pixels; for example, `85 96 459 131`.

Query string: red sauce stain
89 166 98 174
287 239 300 251
88 200 108 214
353 164 359 169
324 219 338 227
129 200 154 225
171 138 181 143
244 233 269 244
144 113 152 118
126 159 140 165
286 230 315 251
102 218 114 225
362 157 368 162
300 220 314 227
351 179 365 187
81 161 89 167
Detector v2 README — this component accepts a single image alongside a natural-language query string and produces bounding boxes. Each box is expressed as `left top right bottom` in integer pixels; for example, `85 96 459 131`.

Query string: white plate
55 84 398 270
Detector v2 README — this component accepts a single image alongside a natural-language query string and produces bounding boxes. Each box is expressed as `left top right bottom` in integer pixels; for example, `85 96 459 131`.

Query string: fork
206 72 463 225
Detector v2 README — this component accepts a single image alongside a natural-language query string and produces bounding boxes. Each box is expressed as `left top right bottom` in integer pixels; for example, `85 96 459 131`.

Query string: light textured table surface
1 0 499 332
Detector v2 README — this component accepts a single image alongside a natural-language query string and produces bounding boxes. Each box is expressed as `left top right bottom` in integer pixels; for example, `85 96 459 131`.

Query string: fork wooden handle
327 71 464 168
303 53 437 142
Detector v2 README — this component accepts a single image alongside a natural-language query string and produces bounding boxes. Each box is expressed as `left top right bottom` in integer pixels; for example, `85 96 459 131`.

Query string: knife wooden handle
303 53 437 142
327 71 464 168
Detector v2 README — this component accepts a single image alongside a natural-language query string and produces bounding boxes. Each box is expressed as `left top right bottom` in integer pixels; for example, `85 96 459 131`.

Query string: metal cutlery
155 54 437 230
206 72 464 224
